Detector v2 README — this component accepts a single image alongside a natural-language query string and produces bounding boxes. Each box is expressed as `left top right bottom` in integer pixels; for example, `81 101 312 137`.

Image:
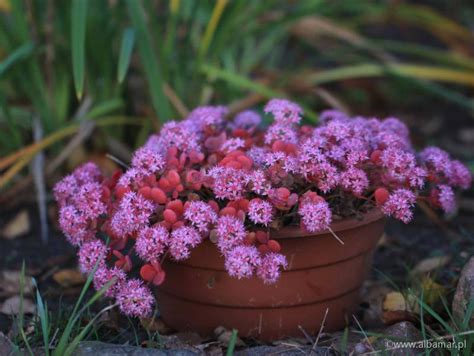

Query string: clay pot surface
156 209 385 341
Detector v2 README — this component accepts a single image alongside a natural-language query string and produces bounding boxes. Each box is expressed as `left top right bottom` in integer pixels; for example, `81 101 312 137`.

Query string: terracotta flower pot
155 209 385 341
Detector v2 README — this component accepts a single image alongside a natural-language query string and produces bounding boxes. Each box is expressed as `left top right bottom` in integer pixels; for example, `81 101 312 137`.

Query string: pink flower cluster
55 98 471 318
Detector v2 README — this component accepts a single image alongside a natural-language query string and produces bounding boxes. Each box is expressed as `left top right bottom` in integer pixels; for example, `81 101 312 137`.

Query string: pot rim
270 208 384 239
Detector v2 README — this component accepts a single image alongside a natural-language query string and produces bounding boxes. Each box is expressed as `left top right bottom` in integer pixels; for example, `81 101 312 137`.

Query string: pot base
158 284 362 340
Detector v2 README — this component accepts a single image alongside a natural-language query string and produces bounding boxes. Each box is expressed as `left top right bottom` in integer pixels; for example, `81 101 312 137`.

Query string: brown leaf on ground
382 310 419 326
0 271 34 297
411 256 450 275
140 316 172 334
0 296 36 315
382 291 419 325
1 210 30 239
383 292 407 312
53 268 86 288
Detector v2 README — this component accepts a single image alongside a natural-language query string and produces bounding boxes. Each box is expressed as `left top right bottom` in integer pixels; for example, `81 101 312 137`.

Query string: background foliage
1 0 474 193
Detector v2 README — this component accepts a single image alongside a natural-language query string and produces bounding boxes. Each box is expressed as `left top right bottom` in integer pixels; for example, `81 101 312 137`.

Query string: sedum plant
54 99 471 318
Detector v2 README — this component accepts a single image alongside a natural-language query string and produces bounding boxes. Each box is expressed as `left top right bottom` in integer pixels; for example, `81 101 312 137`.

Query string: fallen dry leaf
1 210 30 239
382 291 420 325
382 310 419 326
383 292 406 312
0 271 34 297
0 296 36 315
411 256 450 275
140 316 172 334
53 269 86 288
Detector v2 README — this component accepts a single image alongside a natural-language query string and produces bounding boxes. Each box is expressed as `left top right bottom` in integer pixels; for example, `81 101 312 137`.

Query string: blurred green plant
1 0 474 191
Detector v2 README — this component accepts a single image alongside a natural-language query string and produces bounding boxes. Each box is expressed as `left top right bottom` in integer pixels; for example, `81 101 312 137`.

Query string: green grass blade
201 64 318 122
226 329 238 356
0 42 34 77
53 261 99 356
71 0 88 100
117 27 136 83
199 0 228 59
18 261 33 355
33 278 50 356
86 98 124 120
55 278 116 356
339 326 349 353
201 63 280 98
63 303 117 356
10 0 29 42
462 299 474 330
413 289 456 336
307 63 474 87
127 0 172 121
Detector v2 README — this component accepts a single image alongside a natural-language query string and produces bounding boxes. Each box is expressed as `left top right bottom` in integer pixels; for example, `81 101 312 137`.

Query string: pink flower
324 120 351 141
264 98 302 125
216 215 246 253
224 245 261 279
145 121 201 155
248 199 274 226
380 148 417 183
59 205 94 246
380 117 410 140
184 201 218 233
73 182 106 220
116 279 154 317
340 168 369 195
420 147 452 177
110 192 154 238
78 240 108 274
54 175 79 206
381 189 416 223
249 170 271 195
221 138 245 154
298 201 332 233
309 162 340 193
257 253 288 284
231 110 261 130
73 162 102 185
131 147 165 175
116 168 140 189
449 160 472 189
246 146 268 166
186 105 228 132
207 166 248 200
437 184 456 214
136 226 169 262
264 123 298 144
169 226 202 260
319 109 348 124
93 265 127 297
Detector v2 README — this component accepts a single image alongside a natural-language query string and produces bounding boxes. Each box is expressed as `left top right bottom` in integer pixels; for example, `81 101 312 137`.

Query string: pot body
155 209 385 341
